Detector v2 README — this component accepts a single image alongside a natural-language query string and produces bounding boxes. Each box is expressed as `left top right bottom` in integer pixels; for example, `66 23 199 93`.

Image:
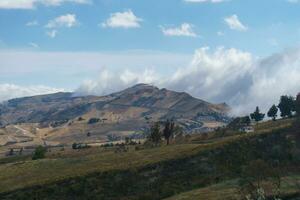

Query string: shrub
32 146 47 160
88 118 100 124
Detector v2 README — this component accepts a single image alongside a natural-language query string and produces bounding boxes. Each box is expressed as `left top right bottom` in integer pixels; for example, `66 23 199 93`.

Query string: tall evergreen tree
241 116 251 126
149 122 161 145
250 106 265 122
163 120 175 145
278 95 295 118
267 104 278 121
296 93 300 117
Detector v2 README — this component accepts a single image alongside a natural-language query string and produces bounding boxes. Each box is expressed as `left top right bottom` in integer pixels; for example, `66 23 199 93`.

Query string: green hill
0 118 299 200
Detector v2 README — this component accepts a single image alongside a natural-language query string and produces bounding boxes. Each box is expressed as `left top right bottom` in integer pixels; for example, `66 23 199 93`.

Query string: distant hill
0 84 229 126
0 84 230 148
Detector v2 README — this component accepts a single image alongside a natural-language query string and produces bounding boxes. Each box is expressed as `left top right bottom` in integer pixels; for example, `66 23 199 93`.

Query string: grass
163 180 239 200
0 118 295 195
164 175 300 200
0 144 202 193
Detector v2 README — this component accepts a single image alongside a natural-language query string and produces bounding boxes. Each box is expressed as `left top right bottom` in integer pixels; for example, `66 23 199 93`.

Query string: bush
72 143 89 150
88 118 100 124
32 146 47 160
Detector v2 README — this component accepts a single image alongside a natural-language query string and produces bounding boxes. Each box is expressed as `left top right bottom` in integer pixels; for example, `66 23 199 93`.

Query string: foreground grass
0 118 294 194
164 175 300 200
0 144 203 193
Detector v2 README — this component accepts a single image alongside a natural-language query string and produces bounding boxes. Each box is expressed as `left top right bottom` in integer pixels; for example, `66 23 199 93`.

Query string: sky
1 0 300 115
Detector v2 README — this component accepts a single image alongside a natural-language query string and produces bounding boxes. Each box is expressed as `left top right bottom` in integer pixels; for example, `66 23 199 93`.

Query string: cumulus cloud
76 68 160 96
184 0 226 3
46 14 78 29
0 0 90 9
45 14 77 38
0 84 64 102
224 14 248 31
161 23 198 37
75 47 300 116
101 10 142 29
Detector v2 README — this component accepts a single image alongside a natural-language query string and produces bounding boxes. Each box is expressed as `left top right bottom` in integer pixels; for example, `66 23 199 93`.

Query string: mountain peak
129 83 158 90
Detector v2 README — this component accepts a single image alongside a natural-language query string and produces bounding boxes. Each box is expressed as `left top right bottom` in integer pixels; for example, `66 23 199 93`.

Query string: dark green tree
163 120 175 145
267 104 278 121
149 122 161 146
278 95 295 118
250 106 265 122
296 93 300 117
32 146 47 160
241 116 251 126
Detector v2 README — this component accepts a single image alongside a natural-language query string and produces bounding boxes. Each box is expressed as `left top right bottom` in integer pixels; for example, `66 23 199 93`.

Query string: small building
239 126 254 133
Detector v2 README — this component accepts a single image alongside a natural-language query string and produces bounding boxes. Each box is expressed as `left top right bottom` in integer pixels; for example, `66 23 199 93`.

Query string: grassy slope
164 175 300 200
0 118 295 195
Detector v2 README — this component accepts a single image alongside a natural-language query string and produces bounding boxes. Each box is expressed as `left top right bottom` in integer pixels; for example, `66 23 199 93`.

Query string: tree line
249 94 300 122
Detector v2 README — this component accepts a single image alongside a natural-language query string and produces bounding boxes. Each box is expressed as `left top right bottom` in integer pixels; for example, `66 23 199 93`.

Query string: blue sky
1 0 300 114
1 0 300 54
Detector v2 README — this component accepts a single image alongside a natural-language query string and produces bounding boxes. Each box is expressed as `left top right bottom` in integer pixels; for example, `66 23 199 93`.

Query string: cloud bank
75 47 300 116
1 47 299 116
0 84 64 102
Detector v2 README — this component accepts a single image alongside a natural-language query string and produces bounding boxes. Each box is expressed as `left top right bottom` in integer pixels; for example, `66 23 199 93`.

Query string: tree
32 146 47 160
296 93 300 117
149 122 161 146
163 120 175 145
278 95 295 118
241 116 251 126
267 104 278 121
250 107 265 122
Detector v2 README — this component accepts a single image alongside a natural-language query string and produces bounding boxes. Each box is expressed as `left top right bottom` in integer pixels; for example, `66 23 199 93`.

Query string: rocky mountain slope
0 84 230 153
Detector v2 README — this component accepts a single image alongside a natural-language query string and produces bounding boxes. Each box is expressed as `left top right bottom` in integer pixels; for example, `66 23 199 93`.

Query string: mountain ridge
0 84 230 150
0 84 230 126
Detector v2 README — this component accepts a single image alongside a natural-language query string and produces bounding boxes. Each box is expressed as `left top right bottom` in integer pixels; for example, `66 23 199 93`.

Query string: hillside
0 84 229 126
0 118 299 200
0 84 229 156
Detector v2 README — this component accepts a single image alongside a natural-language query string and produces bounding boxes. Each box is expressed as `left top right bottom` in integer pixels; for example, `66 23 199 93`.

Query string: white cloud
224 14 248 31
184 0 226 3
29 42 39 48
74 47 300 116
76 68 159 96
0 84 64 102
41 0 91 6
0 0 90 9
46 14 78 29
101 10 142 29
46 30 58 38
161 23 198 37
2 48 300 116
26 20 39 26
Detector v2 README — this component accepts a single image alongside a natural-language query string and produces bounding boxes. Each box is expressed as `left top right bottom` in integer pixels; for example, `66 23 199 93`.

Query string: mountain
0 84 230 148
